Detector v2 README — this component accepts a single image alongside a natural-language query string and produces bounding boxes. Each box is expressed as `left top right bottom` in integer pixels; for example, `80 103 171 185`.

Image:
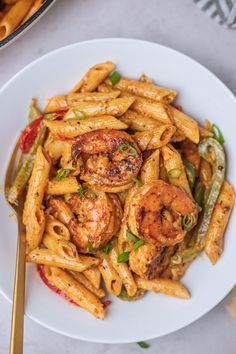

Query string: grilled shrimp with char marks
48 190 123 253
128 180 199 247
71 129 142 192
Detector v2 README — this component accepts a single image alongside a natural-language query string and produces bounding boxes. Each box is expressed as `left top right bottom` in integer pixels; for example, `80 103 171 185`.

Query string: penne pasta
120 110 160 131
133 125 176 150
161 144 192 196
205 181 235 264
98 253 122 296
44 116 128 138
141 149 160 184
112 77 177 103
45 217 70 241
42 233 79 260
45 91 120 113
68 270 106 298
22 0 43 23
27 248 99 272
83 267 101 290
71 61 115 93
43 266 105 319
129 96 173 124
109 240 137 296
23 146 51 252
134 275 190 299
47 176 81 195
0 0 34 40
170 106 200 144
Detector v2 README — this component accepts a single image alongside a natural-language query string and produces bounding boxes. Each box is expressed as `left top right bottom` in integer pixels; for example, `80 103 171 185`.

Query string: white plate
0 38 235 344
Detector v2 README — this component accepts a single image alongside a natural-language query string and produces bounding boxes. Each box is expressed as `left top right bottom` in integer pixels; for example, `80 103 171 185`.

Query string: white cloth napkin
194 0 236 27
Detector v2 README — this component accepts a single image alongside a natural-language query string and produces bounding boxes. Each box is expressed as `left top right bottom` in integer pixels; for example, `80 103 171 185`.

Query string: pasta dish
7 61 235 319
0 0 45 41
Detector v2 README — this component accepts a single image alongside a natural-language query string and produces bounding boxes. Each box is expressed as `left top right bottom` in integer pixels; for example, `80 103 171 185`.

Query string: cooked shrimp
127 180 199 247
129 244 163 279
71 129 143 192
48 189 123 253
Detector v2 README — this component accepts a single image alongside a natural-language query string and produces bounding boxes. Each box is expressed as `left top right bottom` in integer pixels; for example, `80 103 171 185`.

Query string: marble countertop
1 0 236 353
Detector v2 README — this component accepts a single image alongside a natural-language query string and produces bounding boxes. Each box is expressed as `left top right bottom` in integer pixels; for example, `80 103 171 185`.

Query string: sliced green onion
137 341 150 349
183 160 196 189
78 186 97 200
133 239 144 251
132 177 142 187
126 230 139 243
168 168 182 179
117 251 130 263
72 109 86 119
118 143 137 157
102 243 113 254
182 214 194 230
109 71 121 85
55 168 72 181
212 124 224 145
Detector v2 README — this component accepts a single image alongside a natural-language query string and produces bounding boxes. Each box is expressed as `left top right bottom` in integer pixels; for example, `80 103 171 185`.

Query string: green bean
28 98 42 122
8 122 47 205
171 138 225 265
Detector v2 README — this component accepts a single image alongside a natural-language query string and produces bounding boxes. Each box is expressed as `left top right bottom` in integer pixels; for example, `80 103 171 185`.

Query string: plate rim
0 37 235 343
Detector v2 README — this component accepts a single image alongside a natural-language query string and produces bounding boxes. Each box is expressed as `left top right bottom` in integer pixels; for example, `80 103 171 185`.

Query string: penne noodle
0 0 34 40
23 147 51 252
130 96 173 124
109 240 137 296
120 110 160 131
141 149 160 184
112 77 177 103
83 267 101 290
170 129 186 142
199 125 213 138
27 248 99 272
45 217 70 241
68 271 105 298
42 233 78 260
134 275 190 299
22 0 43 23
205 181 235 265
59 97 134 117
44 266 105 319
170 106 200 144
161 144 192 196
71 61 115 93
98 253 122 296
47 177 81 195
133 125 176 151
45 91 120 113
44 116 128 138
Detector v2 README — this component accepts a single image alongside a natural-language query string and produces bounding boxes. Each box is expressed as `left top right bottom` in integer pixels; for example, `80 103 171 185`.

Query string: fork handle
10 234 26 354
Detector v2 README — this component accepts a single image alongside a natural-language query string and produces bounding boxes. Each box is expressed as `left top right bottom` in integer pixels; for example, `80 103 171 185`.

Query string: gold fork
5 138 26 354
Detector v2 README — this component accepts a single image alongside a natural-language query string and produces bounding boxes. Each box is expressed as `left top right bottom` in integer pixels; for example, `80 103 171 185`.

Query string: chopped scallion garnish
118 143 137 157
212 124 224 145
117 251 130 263
182 214 194 230
132 177 142 187
109 71 121 85
78 186 97 200
137 341 150 349
55 168 72 181
133 239 144 251
126 230 139 243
